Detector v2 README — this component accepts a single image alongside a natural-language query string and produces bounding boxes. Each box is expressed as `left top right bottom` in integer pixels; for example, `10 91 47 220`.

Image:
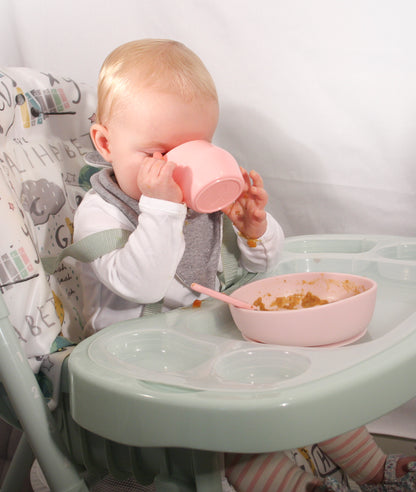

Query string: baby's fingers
251 184 268 202
252 208 267 223
158 160 177 179
139 158 161 180
248 170 264 189
239 167 251 190
153 152 167 161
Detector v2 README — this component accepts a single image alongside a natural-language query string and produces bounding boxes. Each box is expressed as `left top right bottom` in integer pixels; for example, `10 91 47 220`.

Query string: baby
75 39 283 336
74 39 416 492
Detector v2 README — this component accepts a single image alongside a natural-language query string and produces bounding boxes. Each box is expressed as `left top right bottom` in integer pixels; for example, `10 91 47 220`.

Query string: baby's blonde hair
95 39 218 124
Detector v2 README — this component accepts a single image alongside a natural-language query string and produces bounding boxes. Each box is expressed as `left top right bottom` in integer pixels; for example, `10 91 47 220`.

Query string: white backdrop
2 0 416 237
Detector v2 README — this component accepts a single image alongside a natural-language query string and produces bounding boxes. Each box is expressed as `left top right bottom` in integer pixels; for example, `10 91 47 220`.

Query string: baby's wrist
238 221 268 240
235 214 275 240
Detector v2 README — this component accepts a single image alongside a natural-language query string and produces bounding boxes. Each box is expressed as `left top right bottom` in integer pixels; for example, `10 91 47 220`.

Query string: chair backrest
0 67 97 371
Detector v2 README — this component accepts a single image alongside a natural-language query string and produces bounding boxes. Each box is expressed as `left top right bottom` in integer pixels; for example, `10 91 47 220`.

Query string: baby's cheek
121 179 142 200
115 166 142 200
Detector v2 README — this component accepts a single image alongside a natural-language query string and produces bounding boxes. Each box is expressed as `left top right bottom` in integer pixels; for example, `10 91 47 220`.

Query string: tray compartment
377 243 416 261
276 258 373 276
284 238 377 254
376 243 416 282
91 329 217 374
213 348 310 385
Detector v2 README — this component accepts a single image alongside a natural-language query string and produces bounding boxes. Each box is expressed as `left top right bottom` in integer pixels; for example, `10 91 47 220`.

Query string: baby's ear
90 124 112 162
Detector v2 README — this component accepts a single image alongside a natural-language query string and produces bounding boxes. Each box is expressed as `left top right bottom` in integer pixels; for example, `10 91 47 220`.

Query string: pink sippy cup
167 140 244 213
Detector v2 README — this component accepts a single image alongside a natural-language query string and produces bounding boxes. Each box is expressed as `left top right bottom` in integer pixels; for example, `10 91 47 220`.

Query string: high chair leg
192 450 223 492
0 297 88 492
1 432 33 492
153 448 195 492
152 448 223 492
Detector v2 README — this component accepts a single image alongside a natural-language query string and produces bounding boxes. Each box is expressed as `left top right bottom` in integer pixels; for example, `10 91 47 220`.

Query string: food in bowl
229 272 377 346
253 291 329 310
252 278 367 311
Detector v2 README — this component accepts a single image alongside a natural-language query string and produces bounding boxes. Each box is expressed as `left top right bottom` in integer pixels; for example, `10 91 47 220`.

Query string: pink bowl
167 140 244 213
229 272 377 347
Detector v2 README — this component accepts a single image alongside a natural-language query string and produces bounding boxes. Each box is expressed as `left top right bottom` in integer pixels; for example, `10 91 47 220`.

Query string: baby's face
104 90 219 199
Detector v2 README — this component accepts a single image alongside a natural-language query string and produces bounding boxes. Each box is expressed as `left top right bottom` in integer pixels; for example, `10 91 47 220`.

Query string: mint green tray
69 234 416 453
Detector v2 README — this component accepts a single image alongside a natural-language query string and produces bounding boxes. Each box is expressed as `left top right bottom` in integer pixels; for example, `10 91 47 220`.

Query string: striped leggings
225 426 386 492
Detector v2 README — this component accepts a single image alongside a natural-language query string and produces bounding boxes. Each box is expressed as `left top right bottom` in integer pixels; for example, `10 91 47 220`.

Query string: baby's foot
361 454 416 491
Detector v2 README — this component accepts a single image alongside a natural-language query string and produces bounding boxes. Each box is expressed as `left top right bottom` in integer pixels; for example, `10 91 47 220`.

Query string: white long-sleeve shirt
73 190 284 336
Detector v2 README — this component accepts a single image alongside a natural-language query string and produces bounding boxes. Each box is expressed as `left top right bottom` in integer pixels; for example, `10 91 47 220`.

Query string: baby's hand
137 153 183 203
222 168 268 239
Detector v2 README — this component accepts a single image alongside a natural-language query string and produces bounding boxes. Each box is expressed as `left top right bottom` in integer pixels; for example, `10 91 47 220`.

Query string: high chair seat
0 67 95 372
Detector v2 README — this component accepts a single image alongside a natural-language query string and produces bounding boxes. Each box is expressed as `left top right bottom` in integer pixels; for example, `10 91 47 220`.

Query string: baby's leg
224 451 322 492
318 426 385 484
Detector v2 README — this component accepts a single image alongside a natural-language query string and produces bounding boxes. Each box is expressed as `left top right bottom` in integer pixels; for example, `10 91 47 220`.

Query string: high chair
0 65 345 492
2 66 416 492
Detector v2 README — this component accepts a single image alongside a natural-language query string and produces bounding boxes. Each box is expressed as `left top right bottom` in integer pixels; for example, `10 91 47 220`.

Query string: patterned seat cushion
0 67 97 371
